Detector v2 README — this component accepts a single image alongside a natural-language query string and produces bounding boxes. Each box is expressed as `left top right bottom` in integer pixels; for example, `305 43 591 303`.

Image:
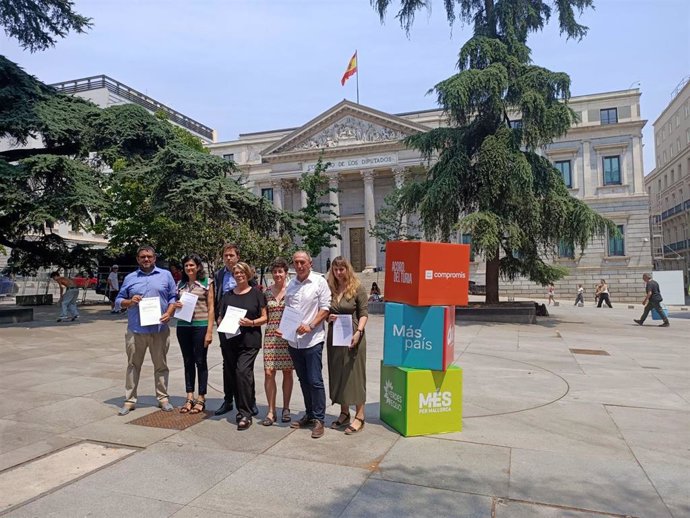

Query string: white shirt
284 271 331 349
107 272 119 291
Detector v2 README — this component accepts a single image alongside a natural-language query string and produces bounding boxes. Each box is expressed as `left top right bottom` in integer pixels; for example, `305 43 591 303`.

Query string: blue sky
2 0 689 173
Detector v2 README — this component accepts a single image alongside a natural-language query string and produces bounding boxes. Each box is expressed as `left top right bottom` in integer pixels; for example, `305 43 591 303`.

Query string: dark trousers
177 326 209 395
574 293 584 305
223 344 259 419
597 293 612 308
218 334 256 409
639 299 669 324
289 342 326 422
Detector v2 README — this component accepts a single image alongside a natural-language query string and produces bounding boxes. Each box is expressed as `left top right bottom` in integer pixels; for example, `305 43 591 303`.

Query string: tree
0 0 91 52
369 186 420 251
0 58 107 274
372 0 616 303
296 156 341 259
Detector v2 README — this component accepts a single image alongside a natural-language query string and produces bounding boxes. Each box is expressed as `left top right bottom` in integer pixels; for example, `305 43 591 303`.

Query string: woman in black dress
219 262 267 430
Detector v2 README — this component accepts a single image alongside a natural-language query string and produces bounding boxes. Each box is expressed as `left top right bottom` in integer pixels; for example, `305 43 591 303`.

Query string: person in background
213 243 258 417
173 254 214 414
219 262 267 430
326 257 369 434
547 284 556 305
283 250 331 439
107 265 120 313
634 273 670 327
368 282 382 302
114 245 177 416
50 271 79 322
261 257 294 426
596 279 612 308
574 284 585 306
169 263 182 283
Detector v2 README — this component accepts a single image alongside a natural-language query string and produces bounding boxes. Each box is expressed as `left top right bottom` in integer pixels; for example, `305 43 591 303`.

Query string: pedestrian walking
547 284 556 305
634 273 670 327
50 271 80 322
596 279 612 308
574 284 584 306
107 265 120 313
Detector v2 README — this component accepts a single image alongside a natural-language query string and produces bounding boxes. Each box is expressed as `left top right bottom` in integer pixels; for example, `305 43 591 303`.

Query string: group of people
113 243 369 438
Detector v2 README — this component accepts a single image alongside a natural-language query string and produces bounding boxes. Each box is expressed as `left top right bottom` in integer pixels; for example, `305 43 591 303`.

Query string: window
608 225 625 256
461 234 475 261
663 151 667 163
222 153 234 162
558 240 574 258
664 175 668 189
686 128 690 144
603 156 621 185
671 169 675 182
554 160 572 188
658 179 662 191
600 108 618 125
261 188 274 202
675 114 680 128
509 119 523 129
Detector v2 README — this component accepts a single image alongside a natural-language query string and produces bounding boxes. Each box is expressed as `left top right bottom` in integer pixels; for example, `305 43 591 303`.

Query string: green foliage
0 0 91 52
296 156 341 259
373 0 614 303
154 110 209 154
369 186 421 250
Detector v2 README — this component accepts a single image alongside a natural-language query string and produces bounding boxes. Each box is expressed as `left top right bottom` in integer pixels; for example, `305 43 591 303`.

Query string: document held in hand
218 305 247 338
278 306 302 342
139 297 162 326
174 292 198 322
331 314 353 346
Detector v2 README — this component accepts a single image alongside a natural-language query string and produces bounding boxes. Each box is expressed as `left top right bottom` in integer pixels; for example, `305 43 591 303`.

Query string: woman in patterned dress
261 257 294 426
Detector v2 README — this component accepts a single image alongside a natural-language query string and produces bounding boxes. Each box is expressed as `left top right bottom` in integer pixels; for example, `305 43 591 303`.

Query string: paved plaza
0 298 688 517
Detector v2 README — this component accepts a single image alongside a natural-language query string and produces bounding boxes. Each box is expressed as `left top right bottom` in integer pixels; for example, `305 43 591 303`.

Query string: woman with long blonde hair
325 256 369 434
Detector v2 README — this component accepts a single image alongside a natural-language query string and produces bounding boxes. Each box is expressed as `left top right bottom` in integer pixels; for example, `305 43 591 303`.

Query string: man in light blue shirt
115 245 177 415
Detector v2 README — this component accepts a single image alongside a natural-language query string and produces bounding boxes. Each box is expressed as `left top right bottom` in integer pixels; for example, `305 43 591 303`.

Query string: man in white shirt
107 265 120 313
284 250 331 438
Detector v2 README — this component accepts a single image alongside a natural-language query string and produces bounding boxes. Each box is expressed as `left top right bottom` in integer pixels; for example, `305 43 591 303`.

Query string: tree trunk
484 246 500 304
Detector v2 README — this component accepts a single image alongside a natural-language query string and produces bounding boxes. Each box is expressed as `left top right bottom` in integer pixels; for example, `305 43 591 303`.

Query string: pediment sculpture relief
293 116 407 150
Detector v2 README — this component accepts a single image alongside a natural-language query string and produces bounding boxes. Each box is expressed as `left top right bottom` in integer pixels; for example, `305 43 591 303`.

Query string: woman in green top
326 256 369 434
173 254 214 414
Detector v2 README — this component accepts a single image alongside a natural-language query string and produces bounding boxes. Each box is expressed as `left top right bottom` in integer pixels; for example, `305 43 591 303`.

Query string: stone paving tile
0 419 62 455
452 401 632 458
0 435 80 472
494 499 624 517
189 455 369 517
0 371 74 391
0 390 73 419
65 411 181 448
5 396 116 433
509 448 673 517
342 478 493 517
170 507 246 518
3 483 182 518
264 419 399 470
77 442 254 506
30 375 120 397
373 437 510 497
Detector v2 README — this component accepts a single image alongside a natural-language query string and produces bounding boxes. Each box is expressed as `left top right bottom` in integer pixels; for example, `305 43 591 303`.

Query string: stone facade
644 77 690 280
209 90 652 302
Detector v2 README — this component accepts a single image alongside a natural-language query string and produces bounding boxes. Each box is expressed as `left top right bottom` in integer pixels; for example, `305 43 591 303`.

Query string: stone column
393 167 408 234
632 136 644 193
300 188 308 209
581 140 591 197
272 180 283 211
328 174 341 262
361 169 377 272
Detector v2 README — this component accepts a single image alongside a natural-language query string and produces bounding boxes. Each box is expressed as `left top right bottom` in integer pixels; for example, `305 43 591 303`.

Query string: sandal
261 412 276 426
237 416 252 430
330 412 351 429
189 399 205 414
345 417 365 435
180 399 194 414
281 408 291 423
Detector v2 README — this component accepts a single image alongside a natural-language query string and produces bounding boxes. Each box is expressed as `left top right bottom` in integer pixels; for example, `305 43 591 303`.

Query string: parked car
0 275 17 297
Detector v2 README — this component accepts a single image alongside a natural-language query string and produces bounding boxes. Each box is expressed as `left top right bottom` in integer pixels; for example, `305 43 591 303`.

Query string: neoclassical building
211 89 651 301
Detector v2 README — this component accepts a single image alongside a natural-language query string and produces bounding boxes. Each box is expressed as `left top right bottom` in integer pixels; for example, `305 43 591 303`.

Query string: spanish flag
341 51 358 86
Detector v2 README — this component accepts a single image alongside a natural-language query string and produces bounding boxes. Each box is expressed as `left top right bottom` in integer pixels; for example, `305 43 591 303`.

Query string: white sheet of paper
278 306 302 342
174 292 198 322
217 305 247 337
332 314 353 346
139 297 162 326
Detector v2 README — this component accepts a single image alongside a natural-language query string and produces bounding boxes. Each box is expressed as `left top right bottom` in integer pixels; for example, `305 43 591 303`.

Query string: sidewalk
0 301 688 517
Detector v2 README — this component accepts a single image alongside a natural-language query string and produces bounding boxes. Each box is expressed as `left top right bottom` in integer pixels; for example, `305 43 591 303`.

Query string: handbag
651 303 669 320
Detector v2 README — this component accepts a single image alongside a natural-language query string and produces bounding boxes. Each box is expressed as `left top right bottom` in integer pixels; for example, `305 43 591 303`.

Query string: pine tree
372 0 616 303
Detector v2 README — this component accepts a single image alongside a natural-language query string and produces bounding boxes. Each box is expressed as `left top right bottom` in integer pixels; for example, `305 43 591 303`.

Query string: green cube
380 361 463 437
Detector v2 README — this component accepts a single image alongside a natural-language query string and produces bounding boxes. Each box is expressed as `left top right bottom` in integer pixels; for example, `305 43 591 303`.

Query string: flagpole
356 50 360 104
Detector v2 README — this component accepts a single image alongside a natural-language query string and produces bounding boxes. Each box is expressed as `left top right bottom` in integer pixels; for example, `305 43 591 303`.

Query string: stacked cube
379 241 470 437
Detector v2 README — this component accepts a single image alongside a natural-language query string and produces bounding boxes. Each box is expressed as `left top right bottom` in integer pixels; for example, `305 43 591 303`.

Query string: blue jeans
289 342 326 422
59 288 79 319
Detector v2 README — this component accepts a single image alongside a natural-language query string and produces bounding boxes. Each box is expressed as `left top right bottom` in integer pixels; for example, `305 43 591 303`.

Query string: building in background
0 75 216 271
644 77 690 285
208 88 651 301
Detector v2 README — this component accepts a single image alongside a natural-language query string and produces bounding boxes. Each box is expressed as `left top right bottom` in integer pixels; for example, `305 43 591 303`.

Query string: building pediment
261 100 429 162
